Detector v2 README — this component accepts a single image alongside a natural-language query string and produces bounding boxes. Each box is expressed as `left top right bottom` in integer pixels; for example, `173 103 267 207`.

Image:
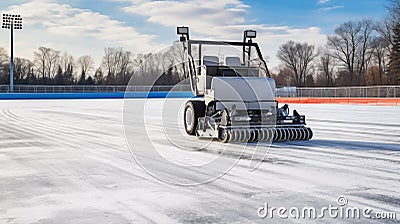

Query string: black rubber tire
307 128 313 140
219 128 230 143
184 101 205 136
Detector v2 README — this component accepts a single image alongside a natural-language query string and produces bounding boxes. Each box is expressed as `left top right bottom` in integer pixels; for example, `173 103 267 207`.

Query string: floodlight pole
10 19 14 93
2 14 22 93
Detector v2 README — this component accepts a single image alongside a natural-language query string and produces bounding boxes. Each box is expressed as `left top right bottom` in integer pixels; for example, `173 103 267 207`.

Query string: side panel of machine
211 77 276 110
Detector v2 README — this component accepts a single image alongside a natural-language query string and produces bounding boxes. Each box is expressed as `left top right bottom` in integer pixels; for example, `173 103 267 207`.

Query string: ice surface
0 99 399 223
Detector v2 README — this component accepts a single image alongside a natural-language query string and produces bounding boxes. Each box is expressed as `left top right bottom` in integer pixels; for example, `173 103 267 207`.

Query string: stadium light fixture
2 13 23 93
244 30 257 39
177 26 189 41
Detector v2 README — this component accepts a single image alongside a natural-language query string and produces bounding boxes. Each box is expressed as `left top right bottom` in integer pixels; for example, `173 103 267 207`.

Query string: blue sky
0 0 389 70
244 0 387 31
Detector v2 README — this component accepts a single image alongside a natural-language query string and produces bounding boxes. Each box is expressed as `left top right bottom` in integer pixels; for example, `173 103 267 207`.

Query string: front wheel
184 101 205 135
218 128 230 143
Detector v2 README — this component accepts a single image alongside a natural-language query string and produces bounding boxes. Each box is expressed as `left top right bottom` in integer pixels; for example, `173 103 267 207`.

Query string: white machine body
205 77 276 111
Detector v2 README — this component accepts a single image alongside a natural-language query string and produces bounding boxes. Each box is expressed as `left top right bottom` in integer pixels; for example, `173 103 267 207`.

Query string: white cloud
1 0 161 69
317 0 330 4
319 5 344 12
0 0 329 70
122 0 327 69
123 0 249 33
7 0 155 50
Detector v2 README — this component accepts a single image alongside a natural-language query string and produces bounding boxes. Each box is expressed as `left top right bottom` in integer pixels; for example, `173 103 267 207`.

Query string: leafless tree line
275 18 395 87
0 46 95 85
2 0 400 87
0 42 188 85
275 0 400 87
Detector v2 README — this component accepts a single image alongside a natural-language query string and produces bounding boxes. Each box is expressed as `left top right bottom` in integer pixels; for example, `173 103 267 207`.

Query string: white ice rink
0 99 399 223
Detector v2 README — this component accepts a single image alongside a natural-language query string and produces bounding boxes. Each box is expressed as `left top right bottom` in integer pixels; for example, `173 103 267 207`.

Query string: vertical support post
378 86 380 98
10 19 14 93
2 14 22 93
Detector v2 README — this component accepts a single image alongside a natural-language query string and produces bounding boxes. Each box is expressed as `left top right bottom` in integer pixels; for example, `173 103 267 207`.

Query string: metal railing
0 85 192 93
0 84 399 98
291 86 399 98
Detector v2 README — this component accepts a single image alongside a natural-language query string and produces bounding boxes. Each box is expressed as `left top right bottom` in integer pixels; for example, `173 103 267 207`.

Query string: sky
0 0 389 71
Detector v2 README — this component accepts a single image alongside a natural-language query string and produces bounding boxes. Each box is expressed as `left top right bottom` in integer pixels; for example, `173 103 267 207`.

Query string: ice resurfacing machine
178 27 313 143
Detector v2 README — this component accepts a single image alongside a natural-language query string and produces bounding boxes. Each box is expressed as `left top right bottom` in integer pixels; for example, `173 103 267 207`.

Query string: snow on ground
0 99 399 224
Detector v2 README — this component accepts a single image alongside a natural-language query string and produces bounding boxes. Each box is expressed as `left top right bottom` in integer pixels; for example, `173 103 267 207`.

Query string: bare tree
116 50 133 84
328 21 360 75
375 19 394 46
0 47 8 65
385 0 400 84
33 47 60 80
77 55 94 83
101 47 134 84
359 20 375 81
388 0 400 23
94 67 104 84
60 52 75 74
317 47 336 86
0 48 8 79
165 43 187 81
277 40 316 86
328 20 374 85
60 52 76 84
14 58 33 81
371 1 400 49
370 36 390 84
47 49 61 79
34 47 50 79
102 48 119 84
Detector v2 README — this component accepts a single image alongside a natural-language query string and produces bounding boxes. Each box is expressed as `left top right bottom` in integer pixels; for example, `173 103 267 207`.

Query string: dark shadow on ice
272 139 400 152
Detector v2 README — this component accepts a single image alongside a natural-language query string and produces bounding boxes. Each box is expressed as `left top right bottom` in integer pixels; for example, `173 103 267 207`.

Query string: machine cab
177 27 272 97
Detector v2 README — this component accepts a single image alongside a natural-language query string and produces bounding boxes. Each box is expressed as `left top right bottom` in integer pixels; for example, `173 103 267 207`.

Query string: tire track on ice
0 108 182 224
1 107 288 223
